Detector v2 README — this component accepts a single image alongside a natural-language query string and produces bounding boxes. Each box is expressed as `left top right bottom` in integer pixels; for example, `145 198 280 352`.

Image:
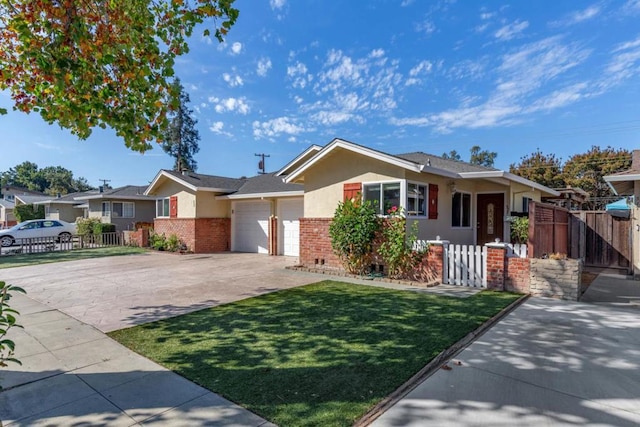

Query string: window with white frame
112 202 134 218
101 201 111 216
363 182 401 215
522 196 531 213
156 198 170 217
407 183 427 217
452 192 471 227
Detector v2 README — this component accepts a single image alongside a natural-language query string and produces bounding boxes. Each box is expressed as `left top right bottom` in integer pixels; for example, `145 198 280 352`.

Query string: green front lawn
0 246 148 269
109 281 520 427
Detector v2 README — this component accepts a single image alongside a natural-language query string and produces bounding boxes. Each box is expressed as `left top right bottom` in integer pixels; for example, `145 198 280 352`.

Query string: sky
1 0 640 188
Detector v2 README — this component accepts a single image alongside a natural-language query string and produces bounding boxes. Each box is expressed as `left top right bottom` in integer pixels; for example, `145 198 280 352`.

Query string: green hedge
14 204 45 222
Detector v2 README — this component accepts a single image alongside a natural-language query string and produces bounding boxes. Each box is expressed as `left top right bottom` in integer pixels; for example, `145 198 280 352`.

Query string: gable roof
74 185 152 201
276 145 323 176
284 137 560 196
217 173 303 200
14 194 54 204
604 168 640 195
0 199 15 209
145 170 246 195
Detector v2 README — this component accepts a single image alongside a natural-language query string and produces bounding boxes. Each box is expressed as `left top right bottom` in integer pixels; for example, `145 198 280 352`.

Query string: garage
278 198 304 256
232 200 271 253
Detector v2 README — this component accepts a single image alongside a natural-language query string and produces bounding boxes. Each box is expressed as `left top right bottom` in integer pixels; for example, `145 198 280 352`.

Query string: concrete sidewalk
0 293 274 427
372 297 640 426
581 269 640 310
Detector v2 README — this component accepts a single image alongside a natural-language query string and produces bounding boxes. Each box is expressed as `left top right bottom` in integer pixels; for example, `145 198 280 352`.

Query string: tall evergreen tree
162 78 201 172
509 149 564 189
469 145 497 167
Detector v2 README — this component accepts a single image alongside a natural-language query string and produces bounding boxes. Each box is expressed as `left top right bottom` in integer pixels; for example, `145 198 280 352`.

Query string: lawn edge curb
354 293 529 427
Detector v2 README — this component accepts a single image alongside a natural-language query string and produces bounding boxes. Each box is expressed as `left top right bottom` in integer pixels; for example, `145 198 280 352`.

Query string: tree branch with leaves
0 0 238 152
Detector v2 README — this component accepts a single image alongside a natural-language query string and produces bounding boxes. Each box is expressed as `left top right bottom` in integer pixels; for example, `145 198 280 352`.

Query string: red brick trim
154 218 230 253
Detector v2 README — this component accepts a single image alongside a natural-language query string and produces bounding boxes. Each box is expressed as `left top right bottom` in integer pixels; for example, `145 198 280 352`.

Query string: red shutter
343 183 362 202
169 196 178 218
428 184 438 219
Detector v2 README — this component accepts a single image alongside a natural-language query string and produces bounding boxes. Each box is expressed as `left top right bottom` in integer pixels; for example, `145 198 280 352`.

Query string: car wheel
58 232 72 243
0 236 14 247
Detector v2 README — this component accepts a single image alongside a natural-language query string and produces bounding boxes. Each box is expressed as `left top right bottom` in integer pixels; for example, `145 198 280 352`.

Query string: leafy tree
0 1 239 152
509 149 564 189
14 204 45 222
562 146 631 210
162 78 200 172
469 145 497 167
1 281 26 369
441 150 461 161
2 162 93 195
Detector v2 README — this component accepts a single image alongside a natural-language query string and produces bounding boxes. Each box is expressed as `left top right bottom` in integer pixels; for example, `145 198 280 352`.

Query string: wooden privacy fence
569 211 631 272
528 202 569 258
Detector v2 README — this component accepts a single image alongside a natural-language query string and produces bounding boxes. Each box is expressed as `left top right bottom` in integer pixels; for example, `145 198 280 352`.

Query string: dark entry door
477 193 504 244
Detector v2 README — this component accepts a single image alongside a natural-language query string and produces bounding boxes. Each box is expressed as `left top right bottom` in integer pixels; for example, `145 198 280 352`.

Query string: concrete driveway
2 252 318 332
372 296 640 426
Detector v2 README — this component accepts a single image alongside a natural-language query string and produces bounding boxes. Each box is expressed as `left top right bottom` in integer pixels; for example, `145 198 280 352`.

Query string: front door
477 193 504 244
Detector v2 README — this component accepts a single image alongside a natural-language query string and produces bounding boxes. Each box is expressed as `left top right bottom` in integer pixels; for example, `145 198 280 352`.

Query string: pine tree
162 78 201 172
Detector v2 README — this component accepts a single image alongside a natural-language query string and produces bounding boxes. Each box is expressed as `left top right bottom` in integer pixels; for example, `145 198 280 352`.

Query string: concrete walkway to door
581 269 640 310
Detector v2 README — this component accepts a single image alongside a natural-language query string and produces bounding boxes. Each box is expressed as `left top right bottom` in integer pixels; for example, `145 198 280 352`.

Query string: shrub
0 281 25 369
14 204 44 222
165 233 181 252
510 217 529 244
76 217 101 236
329 198 380 274
378 206 428 279
93 222 116 234
149 230 167 251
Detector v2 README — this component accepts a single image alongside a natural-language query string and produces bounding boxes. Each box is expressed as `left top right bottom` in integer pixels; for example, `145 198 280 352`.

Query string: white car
0 219 77 247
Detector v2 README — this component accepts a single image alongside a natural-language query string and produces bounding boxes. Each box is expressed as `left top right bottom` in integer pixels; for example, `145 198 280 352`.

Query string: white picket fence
441 242 528 288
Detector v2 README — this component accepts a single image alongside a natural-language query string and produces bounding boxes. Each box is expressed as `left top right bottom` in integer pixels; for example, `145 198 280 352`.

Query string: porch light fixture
448 182 457 195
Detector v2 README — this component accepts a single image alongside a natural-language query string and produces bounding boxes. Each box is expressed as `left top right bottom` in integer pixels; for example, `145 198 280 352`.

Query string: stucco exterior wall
47 203 82 223
196 191 230 218
149 179 197 218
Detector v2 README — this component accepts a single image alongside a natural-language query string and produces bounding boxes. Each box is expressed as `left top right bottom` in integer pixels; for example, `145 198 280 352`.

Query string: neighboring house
145 168 304 255
282 138 560 268
0 186 48 227
543 187 589 211
73 186 155 230
35 186 155 230
0 199 16 228
604 148 640 277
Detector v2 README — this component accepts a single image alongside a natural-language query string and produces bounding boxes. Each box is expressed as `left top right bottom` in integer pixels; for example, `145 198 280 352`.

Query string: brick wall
486 246 506 290
529 258 582 300
154 218 230 253
126 228 149 247
299 218 341 268
505 257 530 293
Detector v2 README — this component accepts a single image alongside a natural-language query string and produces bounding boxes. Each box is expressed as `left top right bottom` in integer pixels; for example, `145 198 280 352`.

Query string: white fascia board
459 171 561 196
75 195 153 201
420 165 459 179
603 173 640 182
285 138 422 183
217 191 304 200
276 145 323 177
144 170 198 195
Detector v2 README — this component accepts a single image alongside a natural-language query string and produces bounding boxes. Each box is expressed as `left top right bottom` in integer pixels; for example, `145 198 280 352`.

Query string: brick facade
299 218 341 268
126 228 149 247
154 218 230 253
485 246 506 290
505 256 531 293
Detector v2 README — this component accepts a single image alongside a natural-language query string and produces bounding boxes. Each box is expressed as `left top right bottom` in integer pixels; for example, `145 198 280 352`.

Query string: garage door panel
233 201 270 253
279 199 303 257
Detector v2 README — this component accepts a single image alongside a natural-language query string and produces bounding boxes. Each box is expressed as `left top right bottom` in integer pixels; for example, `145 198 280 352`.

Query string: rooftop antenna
255 153 270 175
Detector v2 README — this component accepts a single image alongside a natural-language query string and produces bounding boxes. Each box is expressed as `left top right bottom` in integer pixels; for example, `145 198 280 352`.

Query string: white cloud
222 73 243 87
495 20 529 41
287 61 311 88
406 60 433 86
622 0 640 13
293 95 304 104
416 20 436 35
480 12 496 20
270 0 286 10
252 117 308 139
601 35 640 88
230 42 243 55
551 4 602 26
257 57 272 77
369 49 385 58
213 97 250 115
209 121 232 136
389 117 430 127
401 0 414 6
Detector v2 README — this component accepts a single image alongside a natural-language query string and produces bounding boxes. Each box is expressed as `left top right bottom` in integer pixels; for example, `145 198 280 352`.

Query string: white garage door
279 198 304 257
233 201 270 254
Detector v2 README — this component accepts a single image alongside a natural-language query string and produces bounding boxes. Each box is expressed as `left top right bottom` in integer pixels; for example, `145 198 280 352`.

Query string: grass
109 281 520 427
0 246 148 269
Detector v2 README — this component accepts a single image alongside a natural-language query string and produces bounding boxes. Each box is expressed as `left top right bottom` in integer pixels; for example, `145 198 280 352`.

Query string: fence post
426 239 449 284
485 242 507 291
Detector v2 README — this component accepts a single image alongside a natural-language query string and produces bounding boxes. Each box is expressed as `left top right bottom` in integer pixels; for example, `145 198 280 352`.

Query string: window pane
113 202 123 218
363 184 381 215
452 193 461 227
462 193 471 227
102 202 110 215
163 198 170 216
123 202 134 218
382 182 400 214
407 184 426 216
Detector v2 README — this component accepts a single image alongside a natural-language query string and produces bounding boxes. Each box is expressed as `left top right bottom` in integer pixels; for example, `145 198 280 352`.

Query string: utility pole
255 153 270 175
98 178 111 192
